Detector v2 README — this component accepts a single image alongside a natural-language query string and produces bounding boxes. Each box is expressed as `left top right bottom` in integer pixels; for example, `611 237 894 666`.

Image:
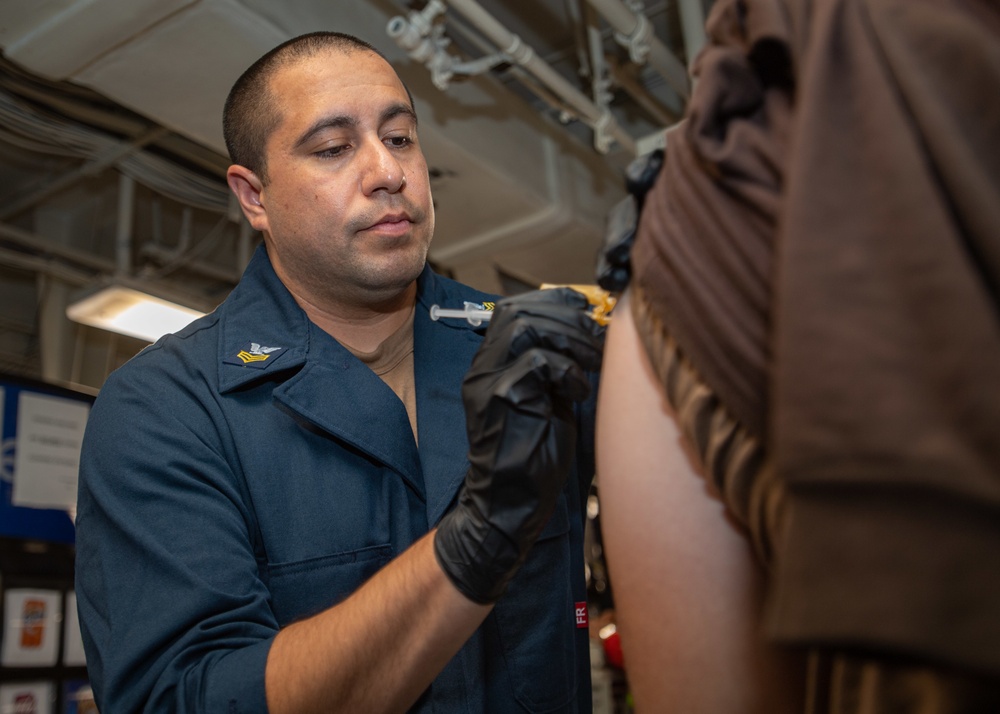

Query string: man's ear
227 165 268 232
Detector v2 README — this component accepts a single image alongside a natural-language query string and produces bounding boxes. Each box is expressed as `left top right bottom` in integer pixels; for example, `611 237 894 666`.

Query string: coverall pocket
492 497 578 712
267 544 393 625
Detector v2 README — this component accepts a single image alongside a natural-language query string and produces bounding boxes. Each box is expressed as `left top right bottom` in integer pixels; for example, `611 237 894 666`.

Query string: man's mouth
350 200 425 236
359 212 414 238
365 212 411 230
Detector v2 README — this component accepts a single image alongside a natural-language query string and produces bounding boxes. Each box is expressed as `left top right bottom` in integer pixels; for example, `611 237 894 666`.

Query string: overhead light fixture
66 280 208 343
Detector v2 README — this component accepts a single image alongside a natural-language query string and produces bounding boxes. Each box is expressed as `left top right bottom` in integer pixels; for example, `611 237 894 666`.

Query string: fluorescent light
66 284 206 343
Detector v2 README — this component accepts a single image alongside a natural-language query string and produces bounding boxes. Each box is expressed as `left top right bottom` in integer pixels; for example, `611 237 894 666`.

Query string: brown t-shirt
345 306 418 445
631 0 1000 674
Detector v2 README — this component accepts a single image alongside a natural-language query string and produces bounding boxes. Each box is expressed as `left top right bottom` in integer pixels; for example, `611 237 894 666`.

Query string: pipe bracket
614 12 652 64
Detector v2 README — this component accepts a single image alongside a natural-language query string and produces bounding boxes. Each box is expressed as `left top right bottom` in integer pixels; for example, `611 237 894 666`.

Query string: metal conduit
440 0 637 155
678 0 707 68
585 0 690 100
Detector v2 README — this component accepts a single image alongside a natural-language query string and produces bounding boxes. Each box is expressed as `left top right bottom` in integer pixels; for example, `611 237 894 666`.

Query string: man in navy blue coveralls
74 32 604 713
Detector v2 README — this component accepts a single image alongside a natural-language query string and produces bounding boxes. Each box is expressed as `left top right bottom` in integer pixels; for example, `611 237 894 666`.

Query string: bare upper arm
595 290 801 713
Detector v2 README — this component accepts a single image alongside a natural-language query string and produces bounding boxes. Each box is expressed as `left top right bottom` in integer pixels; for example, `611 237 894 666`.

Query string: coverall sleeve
75 360 275 713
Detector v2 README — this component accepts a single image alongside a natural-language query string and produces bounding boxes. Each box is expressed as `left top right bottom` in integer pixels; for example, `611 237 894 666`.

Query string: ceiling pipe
395 0 636 154
564 0 594 80
574 0 680 127
387 0 510 90
430 11 577 119
584 7 614 110
585 0 690 100
677 0 707 67
443 0 636 154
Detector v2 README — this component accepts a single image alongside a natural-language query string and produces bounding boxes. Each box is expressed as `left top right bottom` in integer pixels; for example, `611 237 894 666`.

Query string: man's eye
315 145 348 158
386 136 412 148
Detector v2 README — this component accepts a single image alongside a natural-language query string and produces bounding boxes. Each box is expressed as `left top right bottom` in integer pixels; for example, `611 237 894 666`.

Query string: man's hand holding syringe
433 286 608 604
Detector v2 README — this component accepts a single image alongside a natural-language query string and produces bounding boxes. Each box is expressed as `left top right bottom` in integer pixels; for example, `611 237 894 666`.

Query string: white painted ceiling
0 0 700 388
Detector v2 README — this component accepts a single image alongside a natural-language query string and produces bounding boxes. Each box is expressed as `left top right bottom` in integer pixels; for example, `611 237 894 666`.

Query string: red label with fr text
575 602 588 628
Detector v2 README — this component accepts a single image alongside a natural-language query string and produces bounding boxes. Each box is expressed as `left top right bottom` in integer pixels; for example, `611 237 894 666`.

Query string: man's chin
354 252 427 299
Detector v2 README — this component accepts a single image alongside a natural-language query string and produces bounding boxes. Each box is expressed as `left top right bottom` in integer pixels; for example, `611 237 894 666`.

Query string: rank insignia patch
224 342 287 369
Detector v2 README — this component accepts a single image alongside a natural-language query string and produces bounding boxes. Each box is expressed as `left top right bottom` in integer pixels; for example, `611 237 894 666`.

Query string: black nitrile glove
435 288 606 604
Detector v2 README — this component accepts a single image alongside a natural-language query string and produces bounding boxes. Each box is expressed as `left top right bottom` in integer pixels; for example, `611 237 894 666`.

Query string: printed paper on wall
0 588 62 667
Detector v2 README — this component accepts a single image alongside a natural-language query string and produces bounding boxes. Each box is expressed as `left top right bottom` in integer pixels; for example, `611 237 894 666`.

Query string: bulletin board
0 374 95 711
0 374 95 545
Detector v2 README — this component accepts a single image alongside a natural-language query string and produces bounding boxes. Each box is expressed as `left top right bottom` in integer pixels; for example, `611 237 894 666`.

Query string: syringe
429 303 494 326
430 285 617 327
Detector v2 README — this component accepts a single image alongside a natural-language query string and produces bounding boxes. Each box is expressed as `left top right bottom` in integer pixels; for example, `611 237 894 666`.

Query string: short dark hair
223 32 387 183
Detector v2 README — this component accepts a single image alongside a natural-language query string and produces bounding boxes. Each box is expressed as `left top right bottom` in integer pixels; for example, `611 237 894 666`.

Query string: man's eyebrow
294 114 355 150
381 102 418 127
294 103 417 150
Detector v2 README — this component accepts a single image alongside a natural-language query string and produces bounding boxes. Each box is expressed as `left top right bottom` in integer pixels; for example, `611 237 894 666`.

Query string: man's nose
359 139 405 195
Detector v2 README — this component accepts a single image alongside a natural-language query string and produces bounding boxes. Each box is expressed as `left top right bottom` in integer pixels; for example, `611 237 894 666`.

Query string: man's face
252 48 435 308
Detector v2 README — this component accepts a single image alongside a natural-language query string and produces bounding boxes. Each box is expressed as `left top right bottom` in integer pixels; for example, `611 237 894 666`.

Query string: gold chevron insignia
237 350 271 364
482 302 495 311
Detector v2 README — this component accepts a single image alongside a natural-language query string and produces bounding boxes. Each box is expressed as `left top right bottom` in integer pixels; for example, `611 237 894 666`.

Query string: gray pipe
585 0 690 99
441 0 636 154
